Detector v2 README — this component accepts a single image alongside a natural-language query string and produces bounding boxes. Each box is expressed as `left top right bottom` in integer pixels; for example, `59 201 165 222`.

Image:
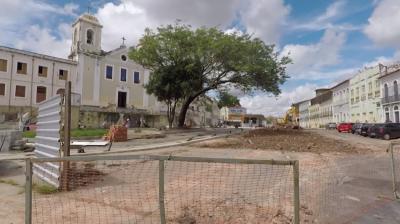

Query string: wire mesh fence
20 144 400 223
390 142 400 199
27 155 299 224
297 151 397 223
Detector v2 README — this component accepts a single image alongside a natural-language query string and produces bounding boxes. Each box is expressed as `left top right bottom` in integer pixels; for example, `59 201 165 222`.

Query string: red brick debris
103 125 128 142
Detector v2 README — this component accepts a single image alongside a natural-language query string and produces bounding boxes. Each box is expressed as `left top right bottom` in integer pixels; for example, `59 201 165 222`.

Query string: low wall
0 130 22 152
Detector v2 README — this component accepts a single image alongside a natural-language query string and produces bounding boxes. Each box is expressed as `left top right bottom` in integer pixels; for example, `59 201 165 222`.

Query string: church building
0 13 219 128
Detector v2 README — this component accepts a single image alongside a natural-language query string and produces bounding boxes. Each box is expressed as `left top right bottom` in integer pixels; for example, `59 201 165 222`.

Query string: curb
72 133 234 156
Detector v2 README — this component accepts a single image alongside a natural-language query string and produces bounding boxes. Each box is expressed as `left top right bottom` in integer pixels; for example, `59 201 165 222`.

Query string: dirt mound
194 128 368 154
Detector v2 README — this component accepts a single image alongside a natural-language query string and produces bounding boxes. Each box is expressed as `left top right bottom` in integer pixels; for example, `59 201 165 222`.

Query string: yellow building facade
349 66 381 123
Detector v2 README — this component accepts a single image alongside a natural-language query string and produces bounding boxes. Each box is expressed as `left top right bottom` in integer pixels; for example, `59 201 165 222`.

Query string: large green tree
130 24 290 127
217 91 240 108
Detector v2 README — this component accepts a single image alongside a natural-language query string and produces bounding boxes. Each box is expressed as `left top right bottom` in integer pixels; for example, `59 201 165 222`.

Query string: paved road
307 129 390 151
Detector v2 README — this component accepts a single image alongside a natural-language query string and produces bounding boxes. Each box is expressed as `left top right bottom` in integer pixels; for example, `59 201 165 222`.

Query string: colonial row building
294 63 400 128
0 13 219 128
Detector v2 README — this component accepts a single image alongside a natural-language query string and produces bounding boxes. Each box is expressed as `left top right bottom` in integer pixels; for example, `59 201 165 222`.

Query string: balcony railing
382 95 400 104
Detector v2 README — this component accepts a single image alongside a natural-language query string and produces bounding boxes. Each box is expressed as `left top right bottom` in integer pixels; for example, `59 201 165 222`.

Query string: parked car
326 122 337 130
371 123 400 140
368 123 386 138
337 123 352 132
351 123 362 134
360 123 373 136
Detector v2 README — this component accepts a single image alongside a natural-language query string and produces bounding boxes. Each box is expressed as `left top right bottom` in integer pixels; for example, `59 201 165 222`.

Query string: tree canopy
130 23 290 127
217 91 240 108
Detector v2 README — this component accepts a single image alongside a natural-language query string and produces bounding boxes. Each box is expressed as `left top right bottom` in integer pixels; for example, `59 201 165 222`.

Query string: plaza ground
0 128 399 223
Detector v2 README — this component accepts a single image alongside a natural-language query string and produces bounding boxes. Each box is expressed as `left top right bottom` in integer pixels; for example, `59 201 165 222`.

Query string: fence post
25 159 33 224
293 160 300 224
61 81 71 191
389 142 400 199
159 160 166 224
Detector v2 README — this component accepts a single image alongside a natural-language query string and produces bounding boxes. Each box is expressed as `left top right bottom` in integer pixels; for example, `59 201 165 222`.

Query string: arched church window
87 29 94 44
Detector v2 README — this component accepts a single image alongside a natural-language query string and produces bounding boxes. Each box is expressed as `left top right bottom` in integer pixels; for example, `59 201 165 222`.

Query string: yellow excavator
278 105 299 128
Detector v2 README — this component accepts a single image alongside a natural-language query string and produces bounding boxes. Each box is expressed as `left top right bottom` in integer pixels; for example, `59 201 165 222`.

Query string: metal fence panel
28 155 299 224
389 141 400 199
34 95 63 188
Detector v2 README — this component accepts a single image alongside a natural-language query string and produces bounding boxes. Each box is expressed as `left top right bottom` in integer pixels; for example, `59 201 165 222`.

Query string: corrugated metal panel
34 95 62 188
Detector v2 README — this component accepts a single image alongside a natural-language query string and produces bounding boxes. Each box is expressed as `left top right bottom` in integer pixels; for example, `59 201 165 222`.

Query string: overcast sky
1 0 399 116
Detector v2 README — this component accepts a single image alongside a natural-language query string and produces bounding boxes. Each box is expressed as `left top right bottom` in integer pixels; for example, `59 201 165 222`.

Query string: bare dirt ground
1 128 400 223
193 128 371 154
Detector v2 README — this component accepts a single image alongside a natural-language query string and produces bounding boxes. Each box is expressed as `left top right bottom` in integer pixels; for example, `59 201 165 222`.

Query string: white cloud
240 83 317 116
14 24 71 58
0 0 292 57
315 0 346 23
95 0 290 50
280 29 346 80
240 0 290 43
364 0 400 47
291 1 361 32
96 2 151 50
63 3 80 17
0 0 76 26
95 0 244 50
0 0 78 58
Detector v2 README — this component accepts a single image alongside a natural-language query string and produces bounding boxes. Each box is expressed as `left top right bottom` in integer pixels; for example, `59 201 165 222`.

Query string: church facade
0 13 219 128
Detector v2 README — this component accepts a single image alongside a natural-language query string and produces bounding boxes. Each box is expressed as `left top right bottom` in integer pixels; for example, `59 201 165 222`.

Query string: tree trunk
167 101 177 129
177 97 194 128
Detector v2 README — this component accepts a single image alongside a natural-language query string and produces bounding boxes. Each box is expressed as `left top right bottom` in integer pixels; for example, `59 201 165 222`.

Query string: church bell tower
69 13 103 60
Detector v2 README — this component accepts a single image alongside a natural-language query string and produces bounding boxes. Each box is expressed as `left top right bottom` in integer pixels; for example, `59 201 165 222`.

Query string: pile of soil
194 128 367 154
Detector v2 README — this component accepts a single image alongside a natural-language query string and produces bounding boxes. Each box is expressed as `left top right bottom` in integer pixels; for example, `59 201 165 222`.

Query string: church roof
0 45 77 65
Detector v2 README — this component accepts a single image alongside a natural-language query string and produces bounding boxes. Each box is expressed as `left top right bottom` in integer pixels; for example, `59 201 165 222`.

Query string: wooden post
293 160 300 224
25 159 32 224
62 81 71 190
159 160 166 224
389 142 400 199
64 81 71 157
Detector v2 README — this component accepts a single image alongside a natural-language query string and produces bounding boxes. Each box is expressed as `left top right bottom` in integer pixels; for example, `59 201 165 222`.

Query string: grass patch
23 128 108 139
23 131 36 138
71 128 108 138
0 179 19 186
33 183 58 194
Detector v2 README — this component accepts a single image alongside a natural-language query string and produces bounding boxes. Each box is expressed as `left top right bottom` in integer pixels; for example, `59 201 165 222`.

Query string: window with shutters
15 85 26 97
105 65 113 80
17 62 27 74
36 86 46 103
0 83 5 96
133 71 140 84
120 68 127 82
38 66 48 77
0 59 7 72
59 69 68 80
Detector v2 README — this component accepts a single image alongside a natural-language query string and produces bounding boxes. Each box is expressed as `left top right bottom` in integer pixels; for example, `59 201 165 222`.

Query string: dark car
372 123 400 140
368 123 385 138
360 123 373 136
351 123 362 134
